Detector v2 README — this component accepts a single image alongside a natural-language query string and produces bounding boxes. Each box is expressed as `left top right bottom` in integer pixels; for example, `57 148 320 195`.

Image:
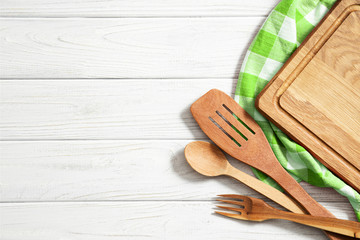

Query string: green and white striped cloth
235 0 360 220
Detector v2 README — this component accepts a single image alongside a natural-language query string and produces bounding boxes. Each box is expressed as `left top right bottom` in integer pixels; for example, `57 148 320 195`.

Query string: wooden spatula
190 89 354 240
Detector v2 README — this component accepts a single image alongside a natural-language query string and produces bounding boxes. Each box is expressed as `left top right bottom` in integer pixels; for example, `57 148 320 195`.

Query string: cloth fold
234 0 360 220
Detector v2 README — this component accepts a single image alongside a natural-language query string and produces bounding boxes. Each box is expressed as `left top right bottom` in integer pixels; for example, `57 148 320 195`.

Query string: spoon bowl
184 140 304 214
184 141 229 177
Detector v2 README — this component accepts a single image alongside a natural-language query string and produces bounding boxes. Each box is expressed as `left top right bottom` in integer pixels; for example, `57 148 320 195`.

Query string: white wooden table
0 1 356 239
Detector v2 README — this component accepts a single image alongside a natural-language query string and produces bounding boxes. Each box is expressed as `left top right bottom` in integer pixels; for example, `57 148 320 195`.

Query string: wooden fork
216 194 360 238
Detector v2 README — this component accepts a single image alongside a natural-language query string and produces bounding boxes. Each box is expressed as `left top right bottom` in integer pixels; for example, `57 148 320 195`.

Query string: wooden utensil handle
269 167 355 240
226 166 304 214
270 210 360 238
269 164 333 217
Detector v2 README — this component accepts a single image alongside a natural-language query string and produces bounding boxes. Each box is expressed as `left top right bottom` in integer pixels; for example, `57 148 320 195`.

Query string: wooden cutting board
256 0 360 193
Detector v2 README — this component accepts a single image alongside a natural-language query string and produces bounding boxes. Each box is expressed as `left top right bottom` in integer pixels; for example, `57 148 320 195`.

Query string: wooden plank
0 201 355 240
0 0 278 17
0 79 235 140
0 140 351 203
0 17 264 79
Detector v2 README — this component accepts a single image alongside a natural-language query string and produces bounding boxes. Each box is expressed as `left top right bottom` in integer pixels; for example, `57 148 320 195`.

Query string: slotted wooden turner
191 89 353 240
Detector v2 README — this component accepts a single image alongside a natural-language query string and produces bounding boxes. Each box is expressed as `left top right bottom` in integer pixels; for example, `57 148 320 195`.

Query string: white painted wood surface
0 79 234 140
0 0 278 17
0 18 264 78
1 140 351 203
0 0 356 239
1 202 355 240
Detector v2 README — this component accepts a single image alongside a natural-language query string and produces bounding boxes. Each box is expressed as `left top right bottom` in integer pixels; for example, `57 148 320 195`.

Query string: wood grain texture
1 0 356 238
0 79 235 140
2 201 354 240
0 0 279 17
1 140 350 203
256 0 360 193
280 11 360 170
0 17 264 79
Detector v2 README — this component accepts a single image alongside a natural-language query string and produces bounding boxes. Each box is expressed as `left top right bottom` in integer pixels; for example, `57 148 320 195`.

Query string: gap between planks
0 140 352 203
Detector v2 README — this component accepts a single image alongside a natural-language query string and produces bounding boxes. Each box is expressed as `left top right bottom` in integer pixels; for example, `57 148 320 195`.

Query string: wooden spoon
184 141 303 214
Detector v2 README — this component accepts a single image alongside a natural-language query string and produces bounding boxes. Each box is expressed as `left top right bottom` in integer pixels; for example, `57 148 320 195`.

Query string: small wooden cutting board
256 0 360 193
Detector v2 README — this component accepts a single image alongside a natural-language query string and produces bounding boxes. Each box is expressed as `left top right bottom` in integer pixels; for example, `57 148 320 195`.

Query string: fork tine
216 199 245 207
216 205 243 213
215 211 245 220
217 194 245 201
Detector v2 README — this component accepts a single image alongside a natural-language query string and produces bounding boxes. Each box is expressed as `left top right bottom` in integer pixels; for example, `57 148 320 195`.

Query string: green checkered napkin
235 0 360 220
